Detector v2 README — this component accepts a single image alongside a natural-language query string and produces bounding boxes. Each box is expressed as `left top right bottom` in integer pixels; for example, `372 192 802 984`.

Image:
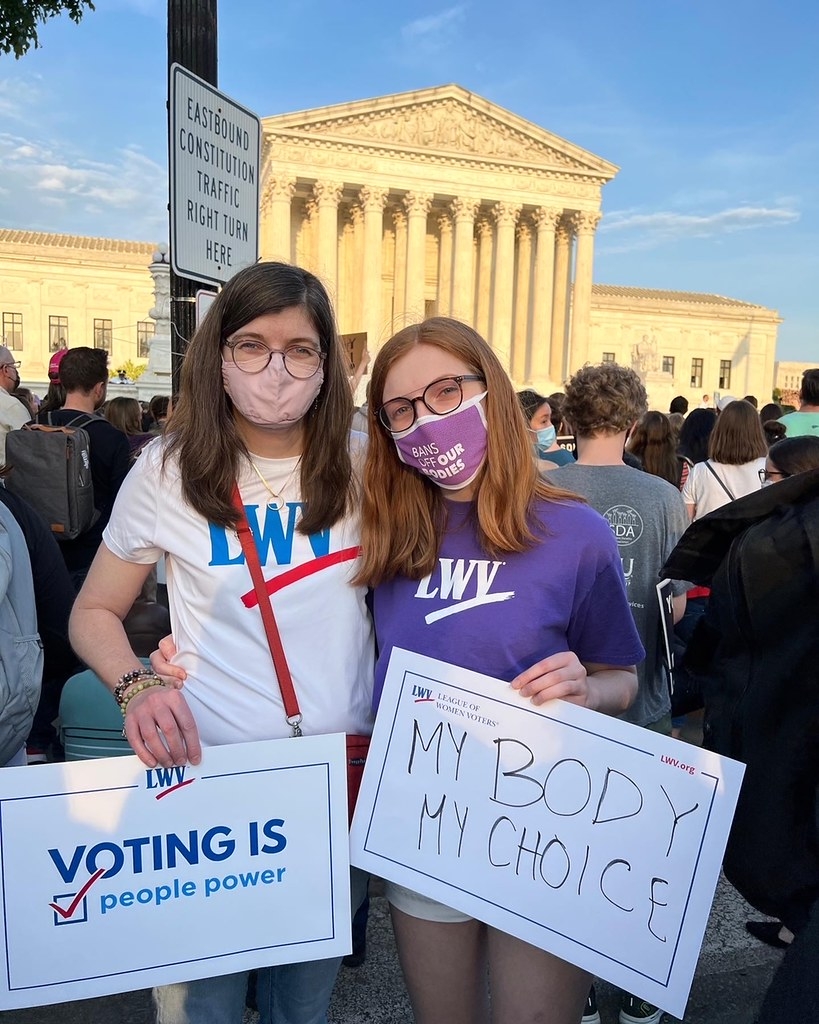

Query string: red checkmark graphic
49 867 106 920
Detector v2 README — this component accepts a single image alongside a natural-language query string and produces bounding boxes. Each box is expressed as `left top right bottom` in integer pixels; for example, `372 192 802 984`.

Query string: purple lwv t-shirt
372 497 645 708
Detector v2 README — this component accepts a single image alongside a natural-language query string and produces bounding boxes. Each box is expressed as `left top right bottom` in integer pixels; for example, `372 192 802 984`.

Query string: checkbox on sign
49 866 105 924
51 891 90 925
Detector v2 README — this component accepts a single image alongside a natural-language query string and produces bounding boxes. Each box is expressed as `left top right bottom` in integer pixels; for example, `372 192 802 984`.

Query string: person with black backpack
34 347 131 589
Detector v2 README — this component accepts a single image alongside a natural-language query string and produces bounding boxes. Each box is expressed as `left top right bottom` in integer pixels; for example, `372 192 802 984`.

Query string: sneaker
619 995 663 1023
25 747 48 765
582 985 601 1024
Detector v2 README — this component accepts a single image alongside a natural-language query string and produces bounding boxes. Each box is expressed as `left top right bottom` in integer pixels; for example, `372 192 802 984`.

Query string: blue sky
0 0 816 359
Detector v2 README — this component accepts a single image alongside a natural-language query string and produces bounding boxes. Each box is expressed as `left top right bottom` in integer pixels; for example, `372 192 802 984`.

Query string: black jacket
662 469 819 931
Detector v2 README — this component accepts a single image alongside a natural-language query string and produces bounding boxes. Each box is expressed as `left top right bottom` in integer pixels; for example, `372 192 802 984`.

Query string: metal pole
168 0 218 393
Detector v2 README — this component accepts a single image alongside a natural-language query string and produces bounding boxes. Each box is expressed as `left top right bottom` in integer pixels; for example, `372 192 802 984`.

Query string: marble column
450 197 478 322
550 215 573 384
360 186 388 349
530 206 561 384
404 191 433 319
569 211 602 372
338 203 362 334
437 211 453 316
261 176 296 262
312 180 343 300
391 206 408 325
476 215 494 338
490 202 521 370
512 218 533 383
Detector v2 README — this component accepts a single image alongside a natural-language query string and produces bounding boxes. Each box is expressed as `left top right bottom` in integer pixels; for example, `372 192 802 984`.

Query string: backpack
661 468 819 930
5 414 99 542
0 501 43 766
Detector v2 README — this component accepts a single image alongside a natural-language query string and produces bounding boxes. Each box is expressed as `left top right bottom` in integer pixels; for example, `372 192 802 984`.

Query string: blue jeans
154 867 368 1024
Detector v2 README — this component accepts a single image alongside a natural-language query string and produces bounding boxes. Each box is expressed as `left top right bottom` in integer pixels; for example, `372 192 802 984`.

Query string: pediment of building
262 85 618 180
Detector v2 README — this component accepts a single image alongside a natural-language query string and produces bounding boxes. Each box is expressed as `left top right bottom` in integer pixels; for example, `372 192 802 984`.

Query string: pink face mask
222 356 323 428
393 392 488 490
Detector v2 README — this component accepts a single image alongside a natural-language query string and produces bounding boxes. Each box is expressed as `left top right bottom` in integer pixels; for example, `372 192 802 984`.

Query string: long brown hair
708 400 767 465
105 396 143 435
354 318 580 586
627 411 680 486
164 262 354 532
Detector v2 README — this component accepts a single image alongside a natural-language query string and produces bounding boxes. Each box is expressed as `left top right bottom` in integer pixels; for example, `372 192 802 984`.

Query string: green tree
1 1 96 59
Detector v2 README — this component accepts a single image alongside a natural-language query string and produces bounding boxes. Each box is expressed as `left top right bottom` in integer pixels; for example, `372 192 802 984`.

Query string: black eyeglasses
1 361 21 371
759 468 789 484
378 375 486 433
223 339 325 379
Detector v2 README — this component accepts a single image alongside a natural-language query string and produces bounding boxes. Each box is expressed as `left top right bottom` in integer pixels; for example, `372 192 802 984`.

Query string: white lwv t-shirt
104 438 374 747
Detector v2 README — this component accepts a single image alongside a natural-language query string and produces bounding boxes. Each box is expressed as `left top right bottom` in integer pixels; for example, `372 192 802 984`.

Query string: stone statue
631 334 659 375
149 244 171 337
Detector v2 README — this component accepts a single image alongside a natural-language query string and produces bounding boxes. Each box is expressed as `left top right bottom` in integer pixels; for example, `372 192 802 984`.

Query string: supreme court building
0 85 781 404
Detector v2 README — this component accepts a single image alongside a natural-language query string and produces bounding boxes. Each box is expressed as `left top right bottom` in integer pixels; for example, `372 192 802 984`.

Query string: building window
690 358 703 388
719 360 732 390
49 315 69 352
662 356 675 376
602 352 616 363
93 318 113 353
137 320 155 359
2 312 23 351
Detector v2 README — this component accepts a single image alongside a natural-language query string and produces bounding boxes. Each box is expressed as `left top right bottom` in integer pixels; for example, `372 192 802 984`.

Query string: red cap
48 348 68 383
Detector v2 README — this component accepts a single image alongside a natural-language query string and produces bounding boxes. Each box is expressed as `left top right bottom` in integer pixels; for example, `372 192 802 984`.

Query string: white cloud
598 204 800 254
0 133 167 240
401 5 467 41
0 79 42 122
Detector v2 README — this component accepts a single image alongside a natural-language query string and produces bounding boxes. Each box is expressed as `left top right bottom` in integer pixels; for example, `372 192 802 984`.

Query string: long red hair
354 318 580 586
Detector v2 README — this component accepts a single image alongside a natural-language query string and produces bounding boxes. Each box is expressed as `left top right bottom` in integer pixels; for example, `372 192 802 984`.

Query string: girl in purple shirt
355 318 643 1024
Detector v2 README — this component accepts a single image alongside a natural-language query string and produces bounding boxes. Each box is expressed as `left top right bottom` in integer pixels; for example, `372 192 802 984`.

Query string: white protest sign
351 649 745 1018
0 735 350 1009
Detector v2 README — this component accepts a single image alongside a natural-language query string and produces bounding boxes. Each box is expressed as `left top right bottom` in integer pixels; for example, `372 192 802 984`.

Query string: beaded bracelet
114 667 157 707
120 677 166 718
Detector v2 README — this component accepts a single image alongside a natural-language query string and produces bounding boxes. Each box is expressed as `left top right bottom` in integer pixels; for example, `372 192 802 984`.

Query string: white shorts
384 880 472 924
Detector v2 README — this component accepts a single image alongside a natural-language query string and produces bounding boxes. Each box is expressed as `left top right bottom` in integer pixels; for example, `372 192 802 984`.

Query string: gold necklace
248 457 302 512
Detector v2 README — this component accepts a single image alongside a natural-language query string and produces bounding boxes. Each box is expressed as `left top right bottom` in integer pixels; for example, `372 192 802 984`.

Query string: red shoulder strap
231 483 302 735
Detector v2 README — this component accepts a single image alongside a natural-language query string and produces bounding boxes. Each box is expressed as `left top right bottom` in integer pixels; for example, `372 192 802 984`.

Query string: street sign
169 63 261 287
196 289 218 326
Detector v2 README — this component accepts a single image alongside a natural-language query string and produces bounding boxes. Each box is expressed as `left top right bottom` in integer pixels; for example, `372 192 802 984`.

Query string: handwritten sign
0 735 351 1009
350 649 744 1018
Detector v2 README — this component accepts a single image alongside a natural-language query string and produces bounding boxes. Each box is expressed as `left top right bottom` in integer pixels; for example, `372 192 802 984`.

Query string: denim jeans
154 867 368 1024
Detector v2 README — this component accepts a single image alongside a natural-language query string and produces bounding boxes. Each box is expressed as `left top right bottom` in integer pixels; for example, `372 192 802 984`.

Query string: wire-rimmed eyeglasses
378 375 486 433
223 339 325 378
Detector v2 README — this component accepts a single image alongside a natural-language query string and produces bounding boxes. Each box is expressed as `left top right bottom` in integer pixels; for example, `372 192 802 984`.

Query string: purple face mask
393 392 488 490
222 356 323 429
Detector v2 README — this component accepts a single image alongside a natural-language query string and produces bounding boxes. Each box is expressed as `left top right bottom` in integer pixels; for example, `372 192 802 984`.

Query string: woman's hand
511 656 638 715
117 634 198 768
510 651 590 707
149 634 187 685
124 685 201 768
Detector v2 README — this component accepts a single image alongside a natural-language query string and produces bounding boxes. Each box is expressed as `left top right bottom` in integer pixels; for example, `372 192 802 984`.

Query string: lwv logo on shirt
414 558 514 624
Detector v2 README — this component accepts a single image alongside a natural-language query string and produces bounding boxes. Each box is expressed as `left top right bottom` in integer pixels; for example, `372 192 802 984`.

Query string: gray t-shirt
549 463 689 728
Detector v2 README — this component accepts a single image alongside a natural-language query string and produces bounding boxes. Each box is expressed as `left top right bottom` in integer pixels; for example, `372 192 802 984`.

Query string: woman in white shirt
69 262 374 1024
682 399 766 519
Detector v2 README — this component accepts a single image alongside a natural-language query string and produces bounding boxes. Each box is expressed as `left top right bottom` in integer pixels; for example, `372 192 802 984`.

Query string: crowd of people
0 260 817 1024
